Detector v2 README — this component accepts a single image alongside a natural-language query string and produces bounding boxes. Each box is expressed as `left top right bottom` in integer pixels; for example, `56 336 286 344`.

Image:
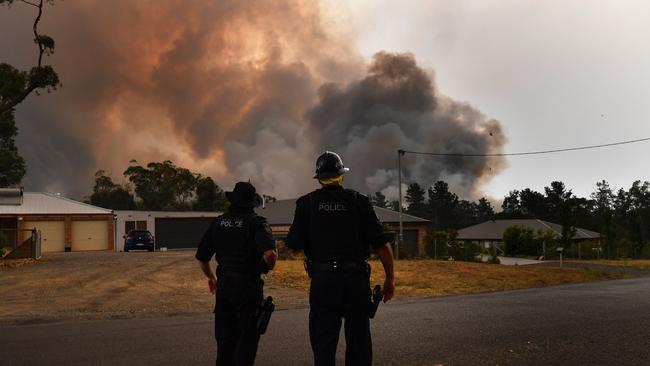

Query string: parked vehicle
123 230 155 252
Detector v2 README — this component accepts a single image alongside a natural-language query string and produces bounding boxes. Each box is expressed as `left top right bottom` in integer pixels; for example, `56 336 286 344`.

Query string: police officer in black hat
286 151 396 366
196 181 278 366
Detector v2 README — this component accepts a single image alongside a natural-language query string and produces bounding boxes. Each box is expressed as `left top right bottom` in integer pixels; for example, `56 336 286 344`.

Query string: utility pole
434 238 437 260
397 149 405 260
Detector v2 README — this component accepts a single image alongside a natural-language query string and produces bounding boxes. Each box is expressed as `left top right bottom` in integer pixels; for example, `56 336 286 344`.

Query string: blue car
124 230 155 252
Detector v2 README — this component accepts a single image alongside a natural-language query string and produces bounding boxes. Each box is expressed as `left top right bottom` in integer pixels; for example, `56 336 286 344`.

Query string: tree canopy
194 176 229 212
88 161 229 212
123 160 201 211
405 183 427 218
0 0 60 186
87 170 136 210
399 177 650 259
371 191 388 208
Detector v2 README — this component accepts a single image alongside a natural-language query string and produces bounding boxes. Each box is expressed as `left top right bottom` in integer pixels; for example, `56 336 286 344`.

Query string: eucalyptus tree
0 0 60 186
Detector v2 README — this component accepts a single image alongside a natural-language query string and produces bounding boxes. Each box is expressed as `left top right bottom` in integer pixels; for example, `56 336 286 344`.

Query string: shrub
398 244 410 259
535 229 558 259
424 229 449 259
616 239 634 258
447 240 482 262
577 240 604 259
641 243 650 259
503 225 538 256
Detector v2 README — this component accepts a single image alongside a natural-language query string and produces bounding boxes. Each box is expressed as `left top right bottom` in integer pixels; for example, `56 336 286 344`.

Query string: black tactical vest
308 187 368 261
212 213 259 276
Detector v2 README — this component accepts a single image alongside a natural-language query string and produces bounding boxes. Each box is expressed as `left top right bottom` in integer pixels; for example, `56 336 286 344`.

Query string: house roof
456 219 600 241
0 188 23 205
114 210 221 218
255 198 428 226
0 192 112 215
372 206 429 224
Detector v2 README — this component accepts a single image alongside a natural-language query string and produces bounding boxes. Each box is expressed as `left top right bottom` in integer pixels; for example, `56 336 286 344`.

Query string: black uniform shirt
286 185 391 261
196 208 276 275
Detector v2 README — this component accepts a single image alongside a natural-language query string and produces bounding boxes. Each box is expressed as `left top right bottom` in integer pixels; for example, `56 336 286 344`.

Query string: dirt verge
0 258 36 269
0 252 625 325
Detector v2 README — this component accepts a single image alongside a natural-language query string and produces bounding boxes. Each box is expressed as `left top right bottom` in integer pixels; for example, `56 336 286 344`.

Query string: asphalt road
2 277 650 365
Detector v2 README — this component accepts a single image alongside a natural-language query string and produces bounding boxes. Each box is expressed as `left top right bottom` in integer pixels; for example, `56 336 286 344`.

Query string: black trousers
309 271 372 366
214 276 263 366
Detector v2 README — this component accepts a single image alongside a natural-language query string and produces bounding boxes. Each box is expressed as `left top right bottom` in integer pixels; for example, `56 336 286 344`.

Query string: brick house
255 199 429 257
0 188 114 253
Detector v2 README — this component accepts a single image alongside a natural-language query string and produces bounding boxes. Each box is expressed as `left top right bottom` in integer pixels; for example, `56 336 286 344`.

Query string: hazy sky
2 1 650 203
339 0 650 199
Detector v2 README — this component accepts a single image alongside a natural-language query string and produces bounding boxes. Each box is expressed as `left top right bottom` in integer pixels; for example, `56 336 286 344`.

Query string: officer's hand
383 278 395 303
208 277 217 295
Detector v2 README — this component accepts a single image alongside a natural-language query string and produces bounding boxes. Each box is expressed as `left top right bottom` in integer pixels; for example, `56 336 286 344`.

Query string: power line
400 136 650 157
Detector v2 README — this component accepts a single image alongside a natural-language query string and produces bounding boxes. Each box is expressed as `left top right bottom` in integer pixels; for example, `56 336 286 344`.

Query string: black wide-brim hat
226 181 263 208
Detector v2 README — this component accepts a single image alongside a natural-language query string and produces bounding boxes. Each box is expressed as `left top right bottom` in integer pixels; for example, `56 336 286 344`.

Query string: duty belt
217 266 260 280
308 260 369 273
218 272 260 280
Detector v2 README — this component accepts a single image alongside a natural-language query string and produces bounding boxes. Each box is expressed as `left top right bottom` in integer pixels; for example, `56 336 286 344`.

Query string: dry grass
0 252 309 323
0 258 36 269
267 259 625 299
0 253 626 324
575 259 650 270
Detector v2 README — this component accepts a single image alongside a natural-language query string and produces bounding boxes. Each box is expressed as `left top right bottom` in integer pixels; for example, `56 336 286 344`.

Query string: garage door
23 221 65 253
155 218 214 249
403 230 419 258
72 220 109 251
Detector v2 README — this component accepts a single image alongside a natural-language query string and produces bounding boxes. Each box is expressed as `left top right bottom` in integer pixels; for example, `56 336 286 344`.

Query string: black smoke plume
308 52 506 199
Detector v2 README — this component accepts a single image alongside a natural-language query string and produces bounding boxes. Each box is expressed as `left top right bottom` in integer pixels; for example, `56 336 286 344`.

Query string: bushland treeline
87 160 278 212
88 160 650 259
86 161 230 212
372 180 650 259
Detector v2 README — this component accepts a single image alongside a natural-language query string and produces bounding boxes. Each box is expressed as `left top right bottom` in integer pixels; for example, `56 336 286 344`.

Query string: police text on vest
318 202 348 212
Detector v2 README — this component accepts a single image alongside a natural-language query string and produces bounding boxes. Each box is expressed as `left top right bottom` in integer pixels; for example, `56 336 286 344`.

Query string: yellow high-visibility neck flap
319 175 344 186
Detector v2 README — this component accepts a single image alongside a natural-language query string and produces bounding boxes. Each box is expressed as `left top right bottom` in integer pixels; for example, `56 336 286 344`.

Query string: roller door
155 218 214 249
72 220 109 251
23 221 65 253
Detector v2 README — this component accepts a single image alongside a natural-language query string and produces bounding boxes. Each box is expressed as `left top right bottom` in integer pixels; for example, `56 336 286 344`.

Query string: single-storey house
255 199 429 257
0 188 114 252
457 219 600 251
114 210 221 251
113 199 429 255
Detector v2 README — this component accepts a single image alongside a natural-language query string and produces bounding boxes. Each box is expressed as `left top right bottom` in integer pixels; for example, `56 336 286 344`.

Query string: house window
136 221 147 230
125 221 135 234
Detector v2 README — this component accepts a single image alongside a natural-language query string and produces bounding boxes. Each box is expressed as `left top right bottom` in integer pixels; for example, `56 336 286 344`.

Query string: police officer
196 181 278 366
286 151 395 366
